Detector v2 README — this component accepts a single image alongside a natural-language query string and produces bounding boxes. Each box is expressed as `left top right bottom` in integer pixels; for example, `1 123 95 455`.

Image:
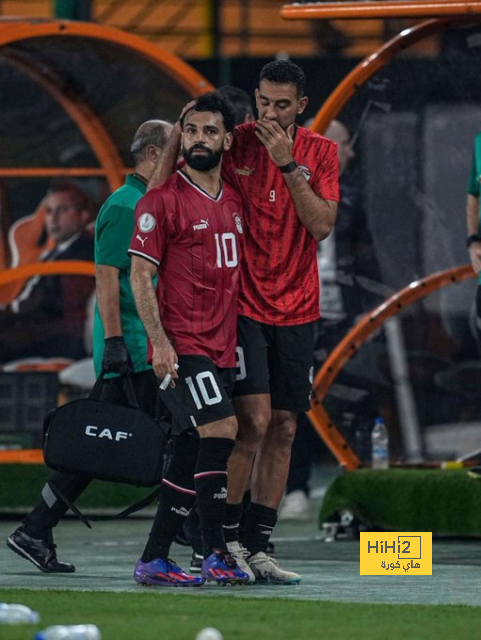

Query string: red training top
222 122 339 326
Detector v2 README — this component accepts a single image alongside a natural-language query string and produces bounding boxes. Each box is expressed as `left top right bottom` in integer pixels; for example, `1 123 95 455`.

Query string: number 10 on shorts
186 373 222 409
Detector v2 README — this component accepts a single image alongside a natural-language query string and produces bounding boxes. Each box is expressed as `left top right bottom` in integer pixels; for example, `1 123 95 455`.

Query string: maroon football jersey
128 170 244 368
222 123 339 325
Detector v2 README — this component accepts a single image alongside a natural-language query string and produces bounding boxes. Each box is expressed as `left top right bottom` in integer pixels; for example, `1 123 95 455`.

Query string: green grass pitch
0 589 480 640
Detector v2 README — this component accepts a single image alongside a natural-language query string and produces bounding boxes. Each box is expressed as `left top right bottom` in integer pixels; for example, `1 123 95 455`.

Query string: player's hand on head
177 99 197 126
102 336 133 376
255 120 294 166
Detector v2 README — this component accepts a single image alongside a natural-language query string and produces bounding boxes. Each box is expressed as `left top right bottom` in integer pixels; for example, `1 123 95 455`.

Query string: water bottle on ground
0 603 40 624
371 417 389 470
34 624 101 640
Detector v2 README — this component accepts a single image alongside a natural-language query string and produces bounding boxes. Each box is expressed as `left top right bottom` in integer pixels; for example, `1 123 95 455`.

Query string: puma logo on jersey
193 219 209 231
136 235 147 246
235 166 254 176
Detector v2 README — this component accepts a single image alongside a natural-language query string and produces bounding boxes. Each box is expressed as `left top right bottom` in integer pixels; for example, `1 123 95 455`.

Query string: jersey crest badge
298 165 312 182
233 213 243 234
138 213 156 232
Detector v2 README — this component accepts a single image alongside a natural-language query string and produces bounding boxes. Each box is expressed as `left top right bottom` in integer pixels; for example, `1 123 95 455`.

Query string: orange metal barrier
0 20 211 96
309 265 476 469
0 261 95 287
0 19 212 187
306 15 481 134
0 169 109 178
0 450 44 464
4 50 125 192
282 1 481 20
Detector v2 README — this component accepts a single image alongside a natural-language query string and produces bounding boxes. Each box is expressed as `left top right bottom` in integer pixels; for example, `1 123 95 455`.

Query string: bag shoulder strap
88 489 159 522
49 481 159 528
89 371 139 408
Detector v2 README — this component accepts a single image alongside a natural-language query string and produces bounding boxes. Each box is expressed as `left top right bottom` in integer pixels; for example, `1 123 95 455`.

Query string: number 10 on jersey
215 232 238 268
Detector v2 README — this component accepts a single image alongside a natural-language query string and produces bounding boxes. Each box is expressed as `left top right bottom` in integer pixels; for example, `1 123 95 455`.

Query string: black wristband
279 160 298 174
467 234 481 248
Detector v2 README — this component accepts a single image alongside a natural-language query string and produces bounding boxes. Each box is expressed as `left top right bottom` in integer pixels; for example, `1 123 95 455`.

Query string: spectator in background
279 119 383 521
0 181 94 364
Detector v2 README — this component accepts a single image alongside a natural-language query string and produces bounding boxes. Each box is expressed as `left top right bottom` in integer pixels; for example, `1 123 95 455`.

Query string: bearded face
183 143 224 172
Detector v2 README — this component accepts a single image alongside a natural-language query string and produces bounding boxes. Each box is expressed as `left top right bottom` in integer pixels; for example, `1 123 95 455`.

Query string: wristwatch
467 234 481 247
279 160 298 174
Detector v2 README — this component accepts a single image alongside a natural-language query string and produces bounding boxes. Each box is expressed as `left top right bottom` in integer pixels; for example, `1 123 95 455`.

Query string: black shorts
233 315 316 413
160 355 236 435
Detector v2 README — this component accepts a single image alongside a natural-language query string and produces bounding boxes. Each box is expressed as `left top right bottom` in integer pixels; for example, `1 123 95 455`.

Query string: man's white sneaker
247 552 301 585
226 541 256 583
279 490 311 522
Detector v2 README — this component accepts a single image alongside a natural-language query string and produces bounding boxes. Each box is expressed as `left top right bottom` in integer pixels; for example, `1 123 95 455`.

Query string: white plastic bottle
371 417 389 470
0 603 40 624
34 624 101 640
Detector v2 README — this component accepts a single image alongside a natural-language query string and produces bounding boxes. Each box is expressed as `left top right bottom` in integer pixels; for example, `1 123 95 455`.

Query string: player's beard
183 144 223 172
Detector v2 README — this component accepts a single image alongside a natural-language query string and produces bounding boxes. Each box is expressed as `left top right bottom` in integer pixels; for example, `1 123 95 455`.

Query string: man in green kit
93 119 173 402
6 119 173 573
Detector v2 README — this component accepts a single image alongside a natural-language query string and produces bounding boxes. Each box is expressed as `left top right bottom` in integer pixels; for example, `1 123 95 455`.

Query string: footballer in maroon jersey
128 92 251 587
129 169 243 371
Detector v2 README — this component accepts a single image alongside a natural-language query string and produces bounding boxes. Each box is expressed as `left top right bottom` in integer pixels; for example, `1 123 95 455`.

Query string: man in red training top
220 61 339 584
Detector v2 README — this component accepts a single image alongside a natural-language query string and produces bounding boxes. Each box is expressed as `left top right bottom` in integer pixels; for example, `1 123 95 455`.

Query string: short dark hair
259 60 306 98
217 85 254 126
46 180 93 218
180 91 236 134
